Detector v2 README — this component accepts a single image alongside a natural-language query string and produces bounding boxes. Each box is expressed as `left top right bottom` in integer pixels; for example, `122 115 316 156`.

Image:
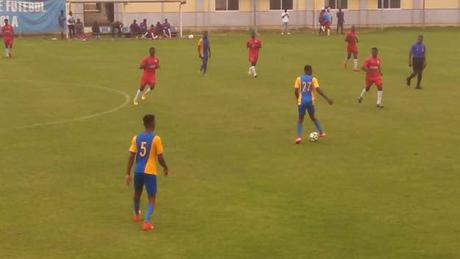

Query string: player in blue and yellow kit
294 65 333 144
197 31 211 74
125 114 169 231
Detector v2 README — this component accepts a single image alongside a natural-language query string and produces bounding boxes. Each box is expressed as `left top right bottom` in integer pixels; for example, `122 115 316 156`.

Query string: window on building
215 0 239 11
326 0 348 9
378 0 401 9
270 0 293 10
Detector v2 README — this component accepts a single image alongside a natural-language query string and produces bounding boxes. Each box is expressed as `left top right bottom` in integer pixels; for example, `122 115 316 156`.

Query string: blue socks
144 203 155 222
296 122 302 138
313 119 323 134
133 198 140 215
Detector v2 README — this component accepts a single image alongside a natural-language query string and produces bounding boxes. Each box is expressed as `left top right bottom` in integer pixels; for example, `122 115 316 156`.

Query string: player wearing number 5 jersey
125 114 168 231
294 65 333 144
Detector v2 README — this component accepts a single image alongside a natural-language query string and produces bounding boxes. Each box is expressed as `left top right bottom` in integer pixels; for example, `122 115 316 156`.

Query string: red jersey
1 24 14 40
140 56 159 77
345 31 357 47
363 56 381 79
247 38 262 57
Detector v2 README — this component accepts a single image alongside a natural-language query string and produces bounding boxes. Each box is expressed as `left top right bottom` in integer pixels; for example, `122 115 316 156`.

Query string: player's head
284 9 288 12
69 11 73 15
149 47 155 56
4 19 8 25
203 31 208 38
143 114 156 130
417 35 424 43
304 65 312 75
133 19 137 23
251 30 256 38
351 25 355 31
339 8 342 11
371 47 378 57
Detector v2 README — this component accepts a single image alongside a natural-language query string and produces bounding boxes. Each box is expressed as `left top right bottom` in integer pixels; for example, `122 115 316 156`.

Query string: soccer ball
188 34 194 39
309 132 319 142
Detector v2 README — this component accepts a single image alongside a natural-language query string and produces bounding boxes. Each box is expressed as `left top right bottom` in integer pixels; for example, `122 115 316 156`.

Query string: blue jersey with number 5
129 132 164 175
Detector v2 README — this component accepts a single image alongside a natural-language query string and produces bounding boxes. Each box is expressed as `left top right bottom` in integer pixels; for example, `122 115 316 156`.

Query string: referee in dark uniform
406 35 426 89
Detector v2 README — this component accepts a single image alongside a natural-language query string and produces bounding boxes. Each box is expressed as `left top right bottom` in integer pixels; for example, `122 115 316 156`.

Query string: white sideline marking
0 80 130 130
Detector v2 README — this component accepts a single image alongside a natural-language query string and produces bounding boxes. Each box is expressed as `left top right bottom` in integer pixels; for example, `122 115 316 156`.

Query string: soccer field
1 28 459 258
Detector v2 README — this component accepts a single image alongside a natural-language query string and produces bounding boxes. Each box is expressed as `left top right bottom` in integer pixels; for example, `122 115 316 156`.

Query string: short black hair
372 47 378 51
143 114 155 128
304 65 312 74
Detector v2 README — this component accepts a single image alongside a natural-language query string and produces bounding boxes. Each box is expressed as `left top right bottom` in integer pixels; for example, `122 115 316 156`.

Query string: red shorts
324 22 331 29
249 55 258 65
366 77 383 90
140 75 156 88
347 45 358 55
4 39 13 47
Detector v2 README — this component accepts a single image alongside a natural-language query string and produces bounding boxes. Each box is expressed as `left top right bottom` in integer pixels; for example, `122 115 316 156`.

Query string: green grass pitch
1 28 459 258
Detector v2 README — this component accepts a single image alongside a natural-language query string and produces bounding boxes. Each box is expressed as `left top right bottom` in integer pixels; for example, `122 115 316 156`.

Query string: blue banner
0 0 66 33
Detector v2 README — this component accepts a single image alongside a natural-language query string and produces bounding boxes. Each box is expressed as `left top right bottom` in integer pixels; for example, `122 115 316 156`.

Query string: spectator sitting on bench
111 21 123 38
75 19 87 40
130 19 141 38
163 19 171 38
92 21 100 39
144 25 159 40
140 19 148 35
155 21 164 39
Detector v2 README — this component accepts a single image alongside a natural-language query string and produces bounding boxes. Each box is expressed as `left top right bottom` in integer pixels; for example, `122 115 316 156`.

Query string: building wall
71 0 460 30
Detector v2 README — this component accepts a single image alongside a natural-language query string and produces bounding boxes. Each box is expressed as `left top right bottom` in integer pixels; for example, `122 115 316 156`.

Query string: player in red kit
344 25 359 71
133 47 160 106
358 48 384 109
1 19 14 59
246 31 262 78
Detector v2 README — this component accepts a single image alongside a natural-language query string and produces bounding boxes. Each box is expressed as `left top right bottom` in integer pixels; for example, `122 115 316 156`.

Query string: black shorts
412 57 425 72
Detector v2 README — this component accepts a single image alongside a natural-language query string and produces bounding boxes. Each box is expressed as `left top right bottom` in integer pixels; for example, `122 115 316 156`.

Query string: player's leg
416 70 423 89
407 62 417 87
358 80 371 103
202 57 208 74
142 175 157 230
344 52 351 68
376 82 384 108
353 52 359 71
251 60 258 78
415 60 424 89
4 42 9 58
142 83 155 100
132 173 144 221
307 105 325 137
296 104 306 143
134 83 146 105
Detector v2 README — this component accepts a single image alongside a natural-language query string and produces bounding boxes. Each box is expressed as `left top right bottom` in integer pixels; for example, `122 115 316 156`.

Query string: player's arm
294 78 300 101
139 60 147 69
408 48 413 67
424 47 427 67
155 137 168 176
158 154 168 176
125 152 135 185
208 43 211 58
361 62 368 72
316 87 333 105
313 78 333 105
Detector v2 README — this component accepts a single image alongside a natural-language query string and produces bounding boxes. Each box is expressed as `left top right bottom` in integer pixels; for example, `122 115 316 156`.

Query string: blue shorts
134 173 157 197
298 102 315 117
